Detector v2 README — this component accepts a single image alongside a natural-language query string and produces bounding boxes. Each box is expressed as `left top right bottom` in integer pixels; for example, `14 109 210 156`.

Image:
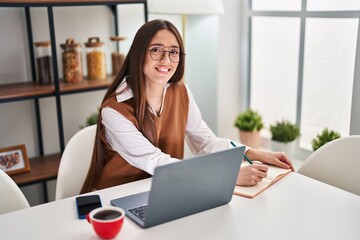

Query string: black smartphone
75 195 102 219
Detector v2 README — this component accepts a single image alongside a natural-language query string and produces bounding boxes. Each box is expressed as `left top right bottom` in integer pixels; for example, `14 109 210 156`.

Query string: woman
80 19 294 194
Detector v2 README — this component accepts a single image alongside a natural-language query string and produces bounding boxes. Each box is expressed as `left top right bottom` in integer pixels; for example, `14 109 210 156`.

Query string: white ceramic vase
270 139 298 157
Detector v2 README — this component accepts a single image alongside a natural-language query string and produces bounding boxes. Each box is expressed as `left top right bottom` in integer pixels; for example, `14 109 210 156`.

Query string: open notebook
234 162 292 198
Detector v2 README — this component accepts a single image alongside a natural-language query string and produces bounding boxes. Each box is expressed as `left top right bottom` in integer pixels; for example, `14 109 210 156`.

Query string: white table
1 173 359 240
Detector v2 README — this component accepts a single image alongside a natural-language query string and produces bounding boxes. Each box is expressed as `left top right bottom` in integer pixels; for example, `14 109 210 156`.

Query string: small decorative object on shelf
0 144 31 176
60 38 83 83
85 37 107 80
34 41 53 85
110 36 127 77
311 128 341 151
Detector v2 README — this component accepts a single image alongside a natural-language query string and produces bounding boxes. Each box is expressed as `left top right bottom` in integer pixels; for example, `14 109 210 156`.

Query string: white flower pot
270 139 298 157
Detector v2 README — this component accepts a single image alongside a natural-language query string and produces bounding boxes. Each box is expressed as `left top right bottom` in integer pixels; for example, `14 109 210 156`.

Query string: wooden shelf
60 76 114 94
10 153 61 186
0 0 146 6
0 0 143 3
0 77 113 102
0 82 53 102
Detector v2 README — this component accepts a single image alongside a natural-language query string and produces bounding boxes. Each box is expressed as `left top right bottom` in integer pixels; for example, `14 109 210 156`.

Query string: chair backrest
297 135 360 196
55 125 96 200
0 169 30 214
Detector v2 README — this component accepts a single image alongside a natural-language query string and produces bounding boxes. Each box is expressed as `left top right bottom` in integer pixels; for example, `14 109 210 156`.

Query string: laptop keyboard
128 204 148 221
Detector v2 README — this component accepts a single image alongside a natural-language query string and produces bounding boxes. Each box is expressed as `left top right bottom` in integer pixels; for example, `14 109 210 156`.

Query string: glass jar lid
60 38 81 49
84 37 104 48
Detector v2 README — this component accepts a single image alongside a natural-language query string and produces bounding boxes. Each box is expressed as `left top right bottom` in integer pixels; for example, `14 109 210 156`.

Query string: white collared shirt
102 81 247 175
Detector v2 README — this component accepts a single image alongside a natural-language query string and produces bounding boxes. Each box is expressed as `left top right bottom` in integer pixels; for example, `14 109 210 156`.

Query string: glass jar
84 37 106 80
60 38 83 83
110 36 126 76
34 41 53 85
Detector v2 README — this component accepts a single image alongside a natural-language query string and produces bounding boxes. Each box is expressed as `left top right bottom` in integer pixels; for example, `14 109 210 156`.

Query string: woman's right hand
236 164 268 186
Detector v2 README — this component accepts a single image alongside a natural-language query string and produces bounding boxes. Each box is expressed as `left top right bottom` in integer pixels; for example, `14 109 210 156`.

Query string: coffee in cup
87 206 125 239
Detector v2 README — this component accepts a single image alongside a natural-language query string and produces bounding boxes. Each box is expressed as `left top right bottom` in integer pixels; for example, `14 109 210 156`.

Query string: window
250 17 300 139
301 18 358 149
244 0 360 153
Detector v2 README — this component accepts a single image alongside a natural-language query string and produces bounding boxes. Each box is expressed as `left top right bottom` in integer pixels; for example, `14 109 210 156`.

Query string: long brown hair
80 19 186 193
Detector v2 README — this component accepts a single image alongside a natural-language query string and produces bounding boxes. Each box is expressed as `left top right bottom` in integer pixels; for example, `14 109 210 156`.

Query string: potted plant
80 109 99 129
234 109 264 148
270 120 300 155
311 128 341 151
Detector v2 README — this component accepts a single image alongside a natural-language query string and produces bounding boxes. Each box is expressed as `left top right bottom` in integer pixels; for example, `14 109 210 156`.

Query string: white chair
0 169 30 214
298 135 360 196
55 125 96 200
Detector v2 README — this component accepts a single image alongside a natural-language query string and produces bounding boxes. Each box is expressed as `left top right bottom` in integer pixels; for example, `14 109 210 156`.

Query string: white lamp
148 0 224 40
149 0 224 15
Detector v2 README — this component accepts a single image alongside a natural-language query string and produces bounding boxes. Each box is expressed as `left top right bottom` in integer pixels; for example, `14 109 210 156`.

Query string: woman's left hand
245 149 295 171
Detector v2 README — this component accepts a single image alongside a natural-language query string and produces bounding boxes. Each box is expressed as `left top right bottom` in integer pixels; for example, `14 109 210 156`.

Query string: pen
230 141 253 165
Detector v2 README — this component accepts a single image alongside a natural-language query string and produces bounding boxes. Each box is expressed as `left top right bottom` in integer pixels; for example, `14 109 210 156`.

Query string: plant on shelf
311 128 341 151
80 108 99 129
269 120 300 156
270 120 300 144
234 108 264 148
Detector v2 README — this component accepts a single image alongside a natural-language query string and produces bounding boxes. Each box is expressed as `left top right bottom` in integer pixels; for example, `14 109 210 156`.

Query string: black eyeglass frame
147 47 186 63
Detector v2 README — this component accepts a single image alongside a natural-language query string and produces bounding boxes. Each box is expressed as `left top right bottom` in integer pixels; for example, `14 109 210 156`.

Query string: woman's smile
155 65 172 73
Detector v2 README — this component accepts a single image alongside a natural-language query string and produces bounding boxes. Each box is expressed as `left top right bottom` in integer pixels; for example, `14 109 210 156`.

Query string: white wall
217 0 244 140
0 1 242 205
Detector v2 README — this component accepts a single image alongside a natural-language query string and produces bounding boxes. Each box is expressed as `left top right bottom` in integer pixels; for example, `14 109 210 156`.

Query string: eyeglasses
147 46 185 63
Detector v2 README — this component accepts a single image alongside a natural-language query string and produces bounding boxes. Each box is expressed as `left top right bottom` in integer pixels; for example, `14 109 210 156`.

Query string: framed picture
0 144 31 175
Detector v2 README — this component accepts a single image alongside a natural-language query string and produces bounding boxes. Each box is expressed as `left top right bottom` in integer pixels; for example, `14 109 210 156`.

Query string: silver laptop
110 147 245 228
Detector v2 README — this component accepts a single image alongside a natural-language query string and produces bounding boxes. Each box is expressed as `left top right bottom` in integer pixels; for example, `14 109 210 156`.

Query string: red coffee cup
87 206 125 239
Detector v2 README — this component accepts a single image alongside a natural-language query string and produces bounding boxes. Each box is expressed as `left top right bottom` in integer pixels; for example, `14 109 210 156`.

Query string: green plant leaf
80 108 99 129
234 109 264 131
311 128 341 151
270 120 300 143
